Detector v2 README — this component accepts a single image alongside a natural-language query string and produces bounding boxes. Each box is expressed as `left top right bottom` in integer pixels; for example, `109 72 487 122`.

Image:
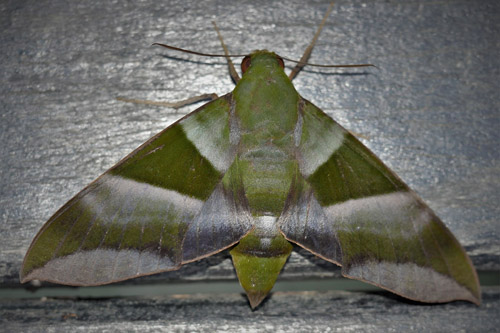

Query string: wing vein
50 203 85 261
109 217 128 281
75 183 113 253
154 211 168 271
135 213 146 276
427 216 454 283
407 201 423 295
91 179 135 280
335 154 350 201
344 139 402 190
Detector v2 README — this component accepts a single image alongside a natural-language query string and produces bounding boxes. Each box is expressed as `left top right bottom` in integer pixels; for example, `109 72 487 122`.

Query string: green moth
21 3 480 309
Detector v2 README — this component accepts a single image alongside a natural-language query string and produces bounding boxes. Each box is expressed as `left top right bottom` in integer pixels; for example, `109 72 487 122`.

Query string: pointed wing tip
340 268 482 306
470 289 482 306
430 291 481 306
471 298 481 306
19 270 56 286
19 271 46 286
19 268 31 284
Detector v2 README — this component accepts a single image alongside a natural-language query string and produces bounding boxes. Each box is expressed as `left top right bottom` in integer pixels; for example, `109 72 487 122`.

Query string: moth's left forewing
21 94 253 285
280 98 481 304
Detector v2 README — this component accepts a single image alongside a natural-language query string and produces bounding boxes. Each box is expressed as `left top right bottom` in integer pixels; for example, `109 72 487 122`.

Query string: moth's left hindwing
280 98 481 305
21 94 253 285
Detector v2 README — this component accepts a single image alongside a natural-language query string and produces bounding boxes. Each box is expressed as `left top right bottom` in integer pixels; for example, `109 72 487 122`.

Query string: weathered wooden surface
1 0 499 331
2 288 499 332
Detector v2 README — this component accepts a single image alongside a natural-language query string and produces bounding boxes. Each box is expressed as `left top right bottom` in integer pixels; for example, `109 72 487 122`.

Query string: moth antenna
287 2 375 79
154 41 375 69
153 43 247 58
282 56 376 69
212 21 241 83
154 3 375 76
288 2 335 80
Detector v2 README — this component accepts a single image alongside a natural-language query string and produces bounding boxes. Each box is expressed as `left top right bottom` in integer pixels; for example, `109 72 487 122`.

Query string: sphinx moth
21 3 480 308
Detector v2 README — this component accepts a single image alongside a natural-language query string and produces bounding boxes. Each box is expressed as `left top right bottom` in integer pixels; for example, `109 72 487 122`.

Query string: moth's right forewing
280 98 481 305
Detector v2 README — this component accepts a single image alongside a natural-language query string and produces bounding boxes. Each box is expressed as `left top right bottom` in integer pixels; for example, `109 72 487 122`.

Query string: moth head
241 51 285 74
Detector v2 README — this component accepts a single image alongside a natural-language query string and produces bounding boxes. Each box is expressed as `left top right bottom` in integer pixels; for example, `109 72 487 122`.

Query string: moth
21 3 480 308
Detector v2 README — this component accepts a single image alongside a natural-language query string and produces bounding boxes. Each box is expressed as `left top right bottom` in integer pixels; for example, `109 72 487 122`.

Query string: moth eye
277 56 285 69
241 56 252 73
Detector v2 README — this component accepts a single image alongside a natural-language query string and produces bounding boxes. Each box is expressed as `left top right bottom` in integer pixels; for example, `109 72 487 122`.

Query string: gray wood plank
1 288 499 332
1 0 498 300
1 1 499 330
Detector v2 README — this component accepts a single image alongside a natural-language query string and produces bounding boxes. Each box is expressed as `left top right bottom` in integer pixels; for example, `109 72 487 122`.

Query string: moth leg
116 93 219 109
212 21 240 83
